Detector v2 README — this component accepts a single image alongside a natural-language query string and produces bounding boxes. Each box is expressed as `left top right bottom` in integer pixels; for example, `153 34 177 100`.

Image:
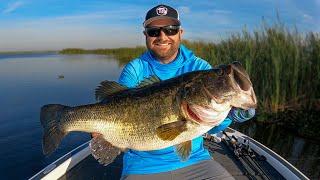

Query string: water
0 53 122 179
0 53 319 179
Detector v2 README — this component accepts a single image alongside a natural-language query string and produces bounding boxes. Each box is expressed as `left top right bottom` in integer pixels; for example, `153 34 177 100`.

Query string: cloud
13 8 142 27
2 1 24 14
211 9 232 15
302 13 313 21
0 6 146 51
178 6 190 14
0 24 144 51
0 11 144 51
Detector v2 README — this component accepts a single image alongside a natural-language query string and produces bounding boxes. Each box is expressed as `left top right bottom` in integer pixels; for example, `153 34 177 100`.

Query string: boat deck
58 137 285 180
59 153 123 179
205 138 284 180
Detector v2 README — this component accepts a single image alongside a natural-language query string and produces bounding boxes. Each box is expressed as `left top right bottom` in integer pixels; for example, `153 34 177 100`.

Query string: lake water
0 53 319 179
0 53 122 179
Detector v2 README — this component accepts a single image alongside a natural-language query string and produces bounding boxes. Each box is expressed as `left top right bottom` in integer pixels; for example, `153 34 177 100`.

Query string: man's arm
118 62 140 88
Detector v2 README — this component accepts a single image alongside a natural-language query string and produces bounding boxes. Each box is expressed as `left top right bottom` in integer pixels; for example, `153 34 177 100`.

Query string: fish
40 61 257 166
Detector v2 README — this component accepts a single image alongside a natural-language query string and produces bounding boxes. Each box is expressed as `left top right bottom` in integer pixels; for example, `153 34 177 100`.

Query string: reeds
183 23 320 113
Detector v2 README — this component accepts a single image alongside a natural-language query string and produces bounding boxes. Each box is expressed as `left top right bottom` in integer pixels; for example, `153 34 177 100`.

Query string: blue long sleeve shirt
118 45 253 176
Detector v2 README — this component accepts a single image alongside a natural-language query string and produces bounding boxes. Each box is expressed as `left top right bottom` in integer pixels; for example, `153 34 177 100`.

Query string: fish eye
216 65 228 76
216 68 224 76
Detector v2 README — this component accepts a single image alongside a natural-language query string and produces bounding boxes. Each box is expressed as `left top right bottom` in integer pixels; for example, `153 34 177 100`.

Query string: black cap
143 4 180 27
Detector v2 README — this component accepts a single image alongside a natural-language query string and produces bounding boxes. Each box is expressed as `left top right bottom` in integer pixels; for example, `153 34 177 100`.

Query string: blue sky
0 0 319 51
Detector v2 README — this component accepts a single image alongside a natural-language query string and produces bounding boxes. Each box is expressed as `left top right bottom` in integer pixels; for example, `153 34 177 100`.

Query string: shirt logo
156 6 168 16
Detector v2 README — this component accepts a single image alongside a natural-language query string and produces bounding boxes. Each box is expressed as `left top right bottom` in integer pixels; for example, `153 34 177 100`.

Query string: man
101 4 254 179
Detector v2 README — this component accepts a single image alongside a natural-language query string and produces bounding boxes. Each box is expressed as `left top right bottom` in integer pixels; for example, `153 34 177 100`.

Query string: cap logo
156 6 168 16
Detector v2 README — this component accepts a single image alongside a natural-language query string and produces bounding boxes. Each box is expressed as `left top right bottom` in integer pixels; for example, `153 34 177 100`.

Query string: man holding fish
41 4 256 180
114 4 256 180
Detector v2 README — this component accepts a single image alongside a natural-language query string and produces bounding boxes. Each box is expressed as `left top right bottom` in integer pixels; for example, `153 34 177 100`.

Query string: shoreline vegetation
60 22 320 116
60 47 146 66
0 50 57 54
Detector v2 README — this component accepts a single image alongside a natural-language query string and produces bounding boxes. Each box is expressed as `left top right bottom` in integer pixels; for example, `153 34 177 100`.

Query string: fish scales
58 84 184 150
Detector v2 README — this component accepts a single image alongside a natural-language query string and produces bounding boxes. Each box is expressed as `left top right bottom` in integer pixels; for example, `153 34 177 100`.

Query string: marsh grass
60 23 320 113
182 23 320 113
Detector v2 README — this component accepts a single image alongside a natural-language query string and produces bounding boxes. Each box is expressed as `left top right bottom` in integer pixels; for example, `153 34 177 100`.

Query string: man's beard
147 38 180 61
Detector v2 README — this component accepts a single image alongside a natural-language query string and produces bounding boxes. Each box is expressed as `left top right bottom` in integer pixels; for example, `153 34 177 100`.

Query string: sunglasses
145 25 180 37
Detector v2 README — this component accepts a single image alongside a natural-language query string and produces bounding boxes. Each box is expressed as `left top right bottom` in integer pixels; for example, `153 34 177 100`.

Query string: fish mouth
229 62 257 109
181 101 230 126
212 62 257 109
230 62 252 91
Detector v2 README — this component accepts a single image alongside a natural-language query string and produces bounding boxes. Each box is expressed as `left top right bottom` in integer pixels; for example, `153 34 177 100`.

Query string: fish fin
40 104 69 155
95 81 127 101
156 120 187 141
175 140 192 161
90 135 122 166
137 75 161 88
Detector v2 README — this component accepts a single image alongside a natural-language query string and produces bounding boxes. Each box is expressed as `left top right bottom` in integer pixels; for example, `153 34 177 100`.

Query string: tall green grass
182 24 320 113
60 23 320 113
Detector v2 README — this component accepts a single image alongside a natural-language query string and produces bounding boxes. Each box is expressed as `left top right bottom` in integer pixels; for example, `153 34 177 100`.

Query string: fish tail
40 104 69 155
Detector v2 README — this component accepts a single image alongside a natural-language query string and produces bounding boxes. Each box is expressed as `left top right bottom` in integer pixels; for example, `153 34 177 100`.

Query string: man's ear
178 28 184 40
180 28 184 36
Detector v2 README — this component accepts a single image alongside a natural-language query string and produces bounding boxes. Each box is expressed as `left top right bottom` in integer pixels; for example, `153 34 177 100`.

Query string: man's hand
230 107 255 123
91 132 102 138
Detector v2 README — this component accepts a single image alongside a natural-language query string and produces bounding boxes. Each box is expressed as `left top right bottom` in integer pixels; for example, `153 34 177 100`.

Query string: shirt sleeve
193 57 212 70
207 117 232 134
118 62 139 88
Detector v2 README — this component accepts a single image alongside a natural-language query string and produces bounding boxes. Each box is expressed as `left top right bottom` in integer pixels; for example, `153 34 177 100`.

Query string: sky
0 0 319 51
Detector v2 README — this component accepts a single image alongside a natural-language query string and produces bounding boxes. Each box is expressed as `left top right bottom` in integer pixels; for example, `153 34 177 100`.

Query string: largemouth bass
41 62 257 165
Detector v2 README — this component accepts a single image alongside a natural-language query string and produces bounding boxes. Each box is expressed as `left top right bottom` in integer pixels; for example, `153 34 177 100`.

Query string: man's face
144 19 183 63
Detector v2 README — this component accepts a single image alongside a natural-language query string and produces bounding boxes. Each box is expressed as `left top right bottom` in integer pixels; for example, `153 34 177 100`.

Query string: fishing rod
204 132 257 179
222 131 271 180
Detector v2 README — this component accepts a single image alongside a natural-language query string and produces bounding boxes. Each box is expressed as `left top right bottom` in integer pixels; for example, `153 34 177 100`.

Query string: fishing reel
231 136 256 159
223 132 266 161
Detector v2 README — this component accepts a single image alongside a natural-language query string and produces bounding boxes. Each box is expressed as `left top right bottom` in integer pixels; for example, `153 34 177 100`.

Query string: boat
29 128 309 180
